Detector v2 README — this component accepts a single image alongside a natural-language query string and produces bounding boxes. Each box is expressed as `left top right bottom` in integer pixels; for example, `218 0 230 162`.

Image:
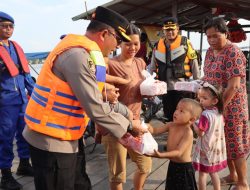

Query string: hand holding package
174 80 201 93
119 121 158 155
140 70 167 96
141 121 158 155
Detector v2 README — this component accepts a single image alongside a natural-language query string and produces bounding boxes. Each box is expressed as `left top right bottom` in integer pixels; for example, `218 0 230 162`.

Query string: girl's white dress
193 107 227 173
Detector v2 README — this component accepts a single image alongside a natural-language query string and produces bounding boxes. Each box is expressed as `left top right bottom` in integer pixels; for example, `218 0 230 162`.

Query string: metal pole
28 62 39 75
200 31 203 58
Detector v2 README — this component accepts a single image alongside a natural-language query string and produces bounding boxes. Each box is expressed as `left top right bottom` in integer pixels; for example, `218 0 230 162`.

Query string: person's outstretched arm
193 113 209 137
147 122 170 135
150 128 193 159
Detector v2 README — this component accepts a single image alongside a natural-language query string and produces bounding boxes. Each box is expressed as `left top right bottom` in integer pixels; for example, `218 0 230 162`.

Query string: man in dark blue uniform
0 11 34 190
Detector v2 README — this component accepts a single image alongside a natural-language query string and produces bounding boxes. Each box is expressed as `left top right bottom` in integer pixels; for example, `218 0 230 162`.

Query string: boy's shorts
166 161 198 190
102 134 152 183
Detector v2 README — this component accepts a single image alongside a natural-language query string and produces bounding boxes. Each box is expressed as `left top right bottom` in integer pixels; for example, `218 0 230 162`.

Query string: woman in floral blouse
203 17 250 190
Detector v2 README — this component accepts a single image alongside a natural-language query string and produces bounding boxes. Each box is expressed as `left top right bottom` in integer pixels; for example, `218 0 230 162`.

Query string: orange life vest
0 41 30 77
155 35 192 80
24 34 106 140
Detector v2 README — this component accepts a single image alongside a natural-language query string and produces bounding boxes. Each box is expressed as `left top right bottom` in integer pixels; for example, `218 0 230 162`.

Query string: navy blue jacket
0 41 34 105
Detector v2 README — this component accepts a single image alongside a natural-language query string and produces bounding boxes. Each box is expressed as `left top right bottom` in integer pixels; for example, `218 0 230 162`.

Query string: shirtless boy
148 98 202 190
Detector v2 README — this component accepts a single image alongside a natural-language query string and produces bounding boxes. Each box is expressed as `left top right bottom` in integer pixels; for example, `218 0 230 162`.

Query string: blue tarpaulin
25 52 49 78
25 52 49 60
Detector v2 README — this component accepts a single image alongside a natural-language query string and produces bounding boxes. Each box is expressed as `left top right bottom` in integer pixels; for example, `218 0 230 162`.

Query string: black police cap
93 6 131 42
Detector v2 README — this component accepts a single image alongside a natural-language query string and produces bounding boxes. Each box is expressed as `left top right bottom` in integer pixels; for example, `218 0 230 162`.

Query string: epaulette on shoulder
180 36 187 46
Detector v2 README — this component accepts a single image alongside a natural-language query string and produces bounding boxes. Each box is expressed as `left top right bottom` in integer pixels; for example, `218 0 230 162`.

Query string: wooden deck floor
1 119 250 190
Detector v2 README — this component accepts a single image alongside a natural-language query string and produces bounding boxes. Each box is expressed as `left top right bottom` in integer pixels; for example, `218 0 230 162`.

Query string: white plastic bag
119 121 158 155
141 122 158 155
140 70 167 96
174 80 201 93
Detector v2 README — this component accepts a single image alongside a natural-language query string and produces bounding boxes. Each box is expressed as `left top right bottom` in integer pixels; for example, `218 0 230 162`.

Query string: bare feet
231 184 249 190
220 175 238 186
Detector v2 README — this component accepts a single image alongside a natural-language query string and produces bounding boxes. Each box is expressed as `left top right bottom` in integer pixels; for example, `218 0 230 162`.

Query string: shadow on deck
0 119 249 190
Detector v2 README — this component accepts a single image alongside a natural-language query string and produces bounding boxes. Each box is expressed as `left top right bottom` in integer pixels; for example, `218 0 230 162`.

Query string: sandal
220 176 238 186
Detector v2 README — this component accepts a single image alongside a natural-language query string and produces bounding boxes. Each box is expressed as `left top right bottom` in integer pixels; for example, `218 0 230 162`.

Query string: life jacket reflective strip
0 41 30 77
25 34 106 140
90 51 106 91
155 35 191 79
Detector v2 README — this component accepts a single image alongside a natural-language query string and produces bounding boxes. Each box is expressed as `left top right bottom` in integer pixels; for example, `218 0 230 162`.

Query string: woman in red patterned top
203 17 250 190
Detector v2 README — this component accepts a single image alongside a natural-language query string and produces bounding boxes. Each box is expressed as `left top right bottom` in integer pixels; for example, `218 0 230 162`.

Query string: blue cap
60 34 66 40
0 11 14 23
163 17 178 30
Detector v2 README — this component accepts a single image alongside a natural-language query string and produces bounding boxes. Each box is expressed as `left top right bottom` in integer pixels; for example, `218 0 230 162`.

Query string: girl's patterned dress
193 108 227 172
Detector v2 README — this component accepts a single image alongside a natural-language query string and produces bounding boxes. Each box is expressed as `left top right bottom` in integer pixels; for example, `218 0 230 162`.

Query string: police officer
23 6 144 190
149 17 200 121
0 12 34 190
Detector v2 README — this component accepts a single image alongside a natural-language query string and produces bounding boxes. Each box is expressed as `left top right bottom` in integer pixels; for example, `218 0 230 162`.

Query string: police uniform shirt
148 37 200 90
23 47 129 153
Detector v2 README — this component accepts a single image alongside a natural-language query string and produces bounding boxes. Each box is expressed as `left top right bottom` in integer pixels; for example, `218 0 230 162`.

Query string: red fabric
108 57 146 119
193 160 227 173
197 115 210 132
0 46 19 77
0 41 30 77
227 20 247 43
203 43 250 159
11 41 30 73
136 43 147 62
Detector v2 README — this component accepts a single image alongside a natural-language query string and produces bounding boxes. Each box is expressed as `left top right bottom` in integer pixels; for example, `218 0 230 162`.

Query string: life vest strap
0 41 30 76
0 46 19 77
12 41 30 73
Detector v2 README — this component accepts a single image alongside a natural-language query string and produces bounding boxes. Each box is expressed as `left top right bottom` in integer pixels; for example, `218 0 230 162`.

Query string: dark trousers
29 145 77 190
74 137 92 190
162 90 195 121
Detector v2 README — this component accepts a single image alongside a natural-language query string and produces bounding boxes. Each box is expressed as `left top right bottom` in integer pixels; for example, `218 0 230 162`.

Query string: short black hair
140 32 148 42
204 17 228 34
87 20 113 33
126 23 141 36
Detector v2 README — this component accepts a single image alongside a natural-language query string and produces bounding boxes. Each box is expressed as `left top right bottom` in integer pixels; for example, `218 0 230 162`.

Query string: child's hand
105 88 119 103
147 124 154 134
130 120 148 137
145 149 163 158
128 109 133 121
152 150 163 158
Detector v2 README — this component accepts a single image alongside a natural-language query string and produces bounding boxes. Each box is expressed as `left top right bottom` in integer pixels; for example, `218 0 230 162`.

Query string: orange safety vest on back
154 35 191 80
0 41 30 77
24 34 106 140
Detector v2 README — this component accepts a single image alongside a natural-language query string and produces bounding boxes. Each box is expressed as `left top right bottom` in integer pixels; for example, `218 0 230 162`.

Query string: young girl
193 81 227 190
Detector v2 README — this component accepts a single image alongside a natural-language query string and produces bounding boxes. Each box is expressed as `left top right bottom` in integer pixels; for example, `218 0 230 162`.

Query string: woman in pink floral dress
203 17 250 190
